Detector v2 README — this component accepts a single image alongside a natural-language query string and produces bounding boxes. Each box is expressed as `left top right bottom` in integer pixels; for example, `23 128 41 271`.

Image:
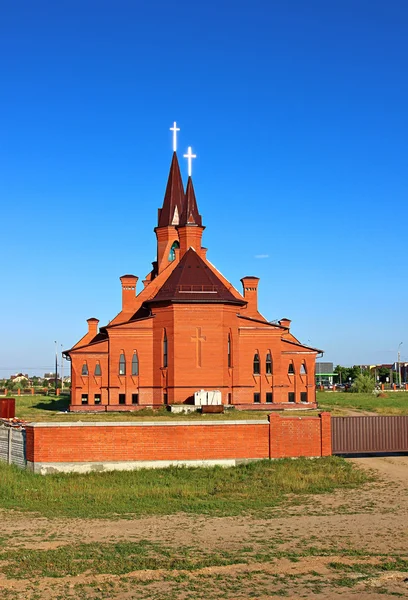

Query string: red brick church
65 126 321 411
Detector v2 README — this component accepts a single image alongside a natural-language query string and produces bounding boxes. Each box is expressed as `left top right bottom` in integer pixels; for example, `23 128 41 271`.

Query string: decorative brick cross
191 327 206 367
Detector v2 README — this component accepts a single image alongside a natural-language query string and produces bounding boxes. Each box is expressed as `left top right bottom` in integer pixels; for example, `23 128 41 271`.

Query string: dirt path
348 453 408 482
1 456 408 599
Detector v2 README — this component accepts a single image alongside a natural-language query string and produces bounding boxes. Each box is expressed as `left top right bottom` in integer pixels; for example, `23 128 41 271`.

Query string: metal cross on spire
183 146 197 177
170 121 180 152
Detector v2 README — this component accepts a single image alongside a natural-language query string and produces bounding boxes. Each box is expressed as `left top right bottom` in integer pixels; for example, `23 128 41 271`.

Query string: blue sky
1 0 407 377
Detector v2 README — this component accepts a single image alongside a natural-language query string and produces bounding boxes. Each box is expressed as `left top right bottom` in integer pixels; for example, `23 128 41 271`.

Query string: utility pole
398 342 403 387
54 340 58 393
61 344 64 392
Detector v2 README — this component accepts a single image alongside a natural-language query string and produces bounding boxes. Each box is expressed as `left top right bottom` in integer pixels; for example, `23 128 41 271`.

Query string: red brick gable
148 248 245 305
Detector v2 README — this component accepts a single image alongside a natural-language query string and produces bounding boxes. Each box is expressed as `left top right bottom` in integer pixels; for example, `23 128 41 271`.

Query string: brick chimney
240 276 260 315
279 318 291 329
120 274 138 310
86 318 99 337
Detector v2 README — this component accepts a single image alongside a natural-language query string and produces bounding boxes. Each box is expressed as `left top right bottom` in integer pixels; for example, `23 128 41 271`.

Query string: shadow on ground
32 396 70 412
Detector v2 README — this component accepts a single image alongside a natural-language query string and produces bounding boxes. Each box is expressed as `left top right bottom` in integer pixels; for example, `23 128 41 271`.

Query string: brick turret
155 152 184 273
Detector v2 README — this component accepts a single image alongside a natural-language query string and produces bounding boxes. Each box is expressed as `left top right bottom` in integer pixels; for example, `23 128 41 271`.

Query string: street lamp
397 342 403 387
61 344 64 392
54 341 58 393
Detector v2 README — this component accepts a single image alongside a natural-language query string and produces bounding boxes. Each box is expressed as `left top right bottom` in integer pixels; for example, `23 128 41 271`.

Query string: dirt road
0 456 407 599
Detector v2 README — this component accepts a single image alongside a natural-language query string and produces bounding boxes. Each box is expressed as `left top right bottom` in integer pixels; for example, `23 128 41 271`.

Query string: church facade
65 135 321 411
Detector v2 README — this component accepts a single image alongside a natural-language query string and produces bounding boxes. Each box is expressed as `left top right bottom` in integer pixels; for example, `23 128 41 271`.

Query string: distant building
315 362 334 385
10 373 29 383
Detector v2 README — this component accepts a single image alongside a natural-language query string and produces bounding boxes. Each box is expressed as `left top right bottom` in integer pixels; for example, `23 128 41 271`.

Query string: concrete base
170 405 200 414
26 457 261 475
234 402 318 411
69 404 163 413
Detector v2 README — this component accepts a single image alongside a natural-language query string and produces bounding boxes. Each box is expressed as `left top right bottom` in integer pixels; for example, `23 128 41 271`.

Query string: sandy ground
0 455 407 599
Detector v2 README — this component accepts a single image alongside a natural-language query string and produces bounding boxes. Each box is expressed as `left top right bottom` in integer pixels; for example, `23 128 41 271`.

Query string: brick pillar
268 413 282 458
25 426 34 463
31 388 34 395
319 412 332 456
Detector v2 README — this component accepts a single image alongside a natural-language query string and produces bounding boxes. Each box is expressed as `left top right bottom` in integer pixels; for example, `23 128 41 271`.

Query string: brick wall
25 413 332 469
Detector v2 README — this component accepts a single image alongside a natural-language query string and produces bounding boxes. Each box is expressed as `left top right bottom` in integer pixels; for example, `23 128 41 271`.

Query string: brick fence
24 412 332 474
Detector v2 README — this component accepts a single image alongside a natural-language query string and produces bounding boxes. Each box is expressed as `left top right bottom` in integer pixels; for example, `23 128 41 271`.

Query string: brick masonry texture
25 413 332 464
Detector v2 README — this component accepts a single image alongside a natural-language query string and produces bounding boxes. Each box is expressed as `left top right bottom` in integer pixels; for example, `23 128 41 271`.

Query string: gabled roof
148 248 246 305
180 177 202 226
157 152 185 227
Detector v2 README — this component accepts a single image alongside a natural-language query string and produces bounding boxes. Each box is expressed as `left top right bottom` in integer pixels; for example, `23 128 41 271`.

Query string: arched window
168 240 180 261
119 353 126 375
227 334 232 368
253 353 260 374
94 362 102 376
132 352 139 376
163 331 168 368
288 363 295 375
300 363 307 375
81 362 88 376
266 353 272 374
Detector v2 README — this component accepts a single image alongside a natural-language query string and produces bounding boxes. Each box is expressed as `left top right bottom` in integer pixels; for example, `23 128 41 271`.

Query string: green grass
10 391 408 423
1 540 243 579
12 394 274 422
316 390 408 415
12 394 321 422
0 457 370 518
2 538 406 583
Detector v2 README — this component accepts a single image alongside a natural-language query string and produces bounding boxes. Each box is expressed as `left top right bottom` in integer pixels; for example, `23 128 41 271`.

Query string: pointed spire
180 177 202 226
157 152 185 228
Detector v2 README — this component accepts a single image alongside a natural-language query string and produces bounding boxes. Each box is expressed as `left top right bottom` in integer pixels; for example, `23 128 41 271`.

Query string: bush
350 372 375 393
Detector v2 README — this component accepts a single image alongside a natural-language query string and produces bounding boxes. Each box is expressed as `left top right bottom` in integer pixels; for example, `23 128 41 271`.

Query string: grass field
317 390 408 415
0 456 369 519
8 390 408 422
11 394 310 422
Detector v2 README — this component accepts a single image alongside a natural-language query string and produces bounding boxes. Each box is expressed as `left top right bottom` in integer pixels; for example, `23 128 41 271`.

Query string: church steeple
157 152 184 228
180 177 202 226
178 175 205 257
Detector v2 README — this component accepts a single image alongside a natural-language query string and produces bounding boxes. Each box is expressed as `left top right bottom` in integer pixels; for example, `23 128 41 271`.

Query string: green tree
378 366 391 384
351 372 376 393
334 365 348 384
5 379 15 391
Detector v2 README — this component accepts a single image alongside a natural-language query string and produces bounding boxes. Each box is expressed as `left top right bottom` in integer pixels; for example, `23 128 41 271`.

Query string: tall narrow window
168 240 180 261
81 363 88 376
266 353 272 374
163 331 168 368
227 334 232 368
119 353 126 375
288 363 295 375
300 363 307 375
132 352 139 376
253 353 260 375
94 363 102 376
